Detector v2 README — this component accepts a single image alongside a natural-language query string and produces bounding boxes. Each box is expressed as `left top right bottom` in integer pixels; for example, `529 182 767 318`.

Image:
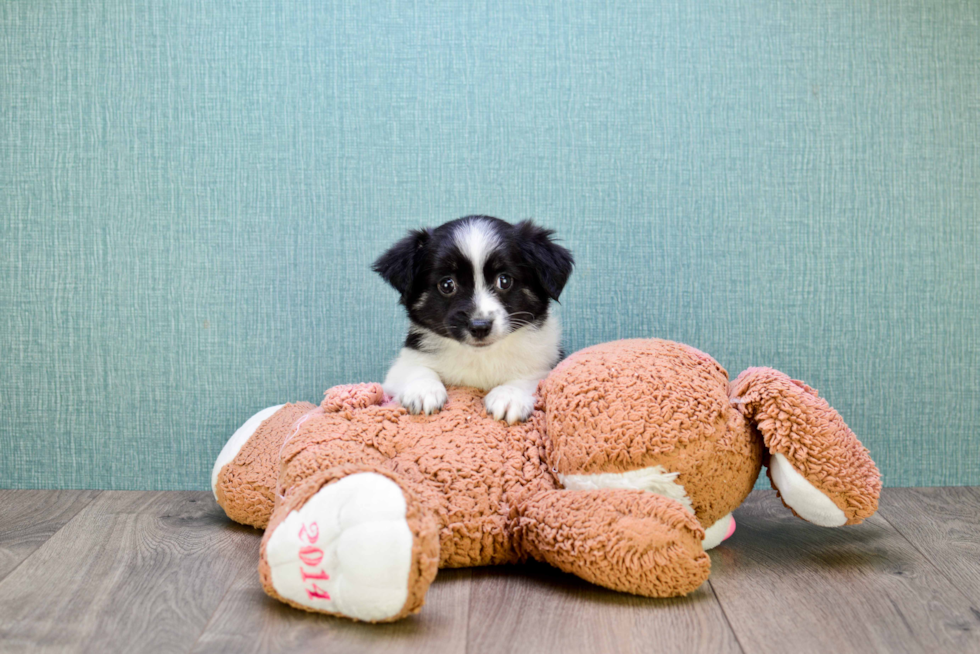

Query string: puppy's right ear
372 229 430 300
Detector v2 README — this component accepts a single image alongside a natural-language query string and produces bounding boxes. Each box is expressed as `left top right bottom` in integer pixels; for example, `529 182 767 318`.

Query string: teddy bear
211 338 881 622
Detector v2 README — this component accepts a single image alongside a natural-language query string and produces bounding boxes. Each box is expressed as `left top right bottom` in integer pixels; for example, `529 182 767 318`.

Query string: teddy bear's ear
372 228 431 301
515 220 574 302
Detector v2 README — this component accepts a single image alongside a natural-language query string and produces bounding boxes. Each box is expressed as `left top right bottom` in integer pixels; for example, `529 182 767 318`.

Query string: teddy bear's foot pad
701 513 736 550
769 453 847 527
265 472 416 621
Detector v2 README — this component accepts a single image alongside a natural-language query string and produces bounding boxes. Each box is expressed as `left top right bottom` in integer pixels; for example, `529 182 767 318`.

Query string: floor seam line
185 571 242 654
464 569 474 654
706 578 749 654
0 490 103 587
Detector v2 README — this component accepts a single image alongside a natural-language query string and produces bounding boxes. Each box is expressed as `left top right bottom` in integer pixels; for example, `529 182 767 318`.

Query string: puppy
373 215 574 424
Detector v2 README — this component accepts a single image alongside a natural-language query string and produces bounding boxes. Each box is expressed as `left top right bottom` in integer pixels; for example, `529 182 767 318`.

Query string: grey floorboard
191 566 471 654
0 491 258 654
877 487 980 606
708 490 980 654
0 490 101 582
2 488 979 653
466 562 743 654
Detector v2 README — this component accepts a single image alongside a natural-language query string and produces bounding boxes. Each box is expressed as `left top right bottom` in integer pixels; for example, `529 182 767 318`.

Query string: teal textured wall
2 1 978 490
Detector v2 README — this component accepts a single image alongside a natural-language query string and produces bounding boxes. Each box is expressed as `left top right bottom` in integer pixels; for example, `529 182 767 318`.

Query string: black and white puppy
373 215 574 424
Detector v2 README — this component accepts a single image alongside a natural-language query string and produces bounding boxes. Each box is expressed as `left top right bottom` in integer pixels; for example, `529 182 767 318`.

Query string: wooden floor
0 488 978 653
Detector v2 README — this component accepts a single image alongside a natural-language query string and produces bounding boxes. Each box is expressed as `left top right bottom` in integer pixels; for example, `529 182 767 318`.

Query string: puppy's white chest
434 346 521 389
426 318 560 390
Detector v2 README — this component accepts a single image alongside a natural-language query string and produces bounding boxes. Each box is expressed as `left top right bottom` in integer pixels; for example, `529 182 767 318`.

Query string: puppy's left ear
372 228 430 301
516 220 574 301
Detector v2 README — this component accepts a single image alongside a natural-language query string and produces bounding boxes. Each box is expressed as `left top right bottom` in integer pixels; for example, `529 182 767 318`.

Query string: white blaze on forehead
453 220 503 318
453 220 500 289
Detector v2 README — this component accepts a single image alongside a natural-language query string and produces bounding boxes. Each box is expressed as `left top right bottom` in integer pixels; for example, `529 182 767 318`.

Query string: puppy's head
373 216 574 347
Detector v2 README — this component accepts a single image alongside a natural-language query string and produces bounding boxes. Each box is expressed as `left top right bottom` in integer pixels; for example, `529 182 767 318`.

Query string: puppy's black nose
469 318 493 339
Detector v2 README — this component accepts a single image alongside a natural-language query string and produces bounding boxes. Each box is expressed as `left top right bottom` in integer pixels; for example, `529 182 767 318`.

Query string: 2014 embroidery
298 521 330 600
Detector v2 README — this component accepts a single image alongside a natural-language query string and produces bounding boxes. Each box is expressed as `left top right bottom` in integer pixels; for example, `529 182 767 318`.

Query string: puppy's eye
496 274 513 291
438 277 457 296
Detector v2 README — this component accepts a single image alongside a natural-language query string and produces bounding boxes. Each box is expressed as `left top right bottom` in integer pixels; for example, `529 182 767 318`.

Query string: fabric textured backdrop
1 1 978 490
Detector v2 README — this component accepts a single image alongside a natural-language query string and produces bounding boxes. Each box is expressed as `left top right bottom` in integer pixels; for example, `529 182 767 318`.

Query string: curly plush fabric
215 401 316 528
213 337 881 621
517 488 710 596
730 368 881 524
540 339 764 528
277 387 556 568
219 380 717 603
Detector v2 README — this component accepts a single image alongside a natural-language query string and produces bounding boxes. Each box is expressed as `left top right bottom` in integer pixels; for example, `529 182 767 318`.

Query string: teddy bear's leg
212 383 389 528
556 466 741 550
212 401 318 528
259 464 440 622
731 367 882 526
517 488 711 597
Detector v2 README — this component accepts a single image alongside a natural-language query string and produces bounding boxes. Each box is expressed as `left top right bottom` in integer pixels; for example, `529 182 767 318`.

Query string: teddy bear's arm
321 383 387 412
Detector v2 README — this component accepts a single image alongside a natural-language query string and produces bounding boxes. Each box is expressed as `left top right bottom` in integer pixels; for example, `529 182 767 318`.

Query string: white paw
265 473 414 622
769 453 847 527
398 378 448 415
484 384 535 424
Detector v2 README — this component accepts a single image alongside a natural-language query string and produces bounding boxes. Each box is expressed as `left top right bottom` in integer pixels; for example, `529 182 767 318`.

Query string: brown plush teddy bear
211 338 880 622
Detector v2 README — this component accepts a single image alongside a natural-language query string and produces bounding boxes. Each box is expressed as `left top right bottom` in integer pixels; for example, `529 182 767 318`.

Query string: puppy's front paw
398 379 448 415
484 385 535 424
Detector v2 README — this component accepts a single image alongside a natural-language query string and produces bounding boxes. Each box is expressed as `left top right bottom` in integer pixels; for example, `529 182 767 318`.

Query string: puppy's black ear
372 228 430 300
515 220 574 301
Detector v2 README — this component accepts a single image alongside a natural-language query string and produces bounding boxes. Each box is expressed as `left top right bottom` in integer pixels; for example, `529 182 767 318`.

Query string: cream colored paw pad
701 513 735 552
769 453 847 527
265 473 414 621
701 513 736 550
